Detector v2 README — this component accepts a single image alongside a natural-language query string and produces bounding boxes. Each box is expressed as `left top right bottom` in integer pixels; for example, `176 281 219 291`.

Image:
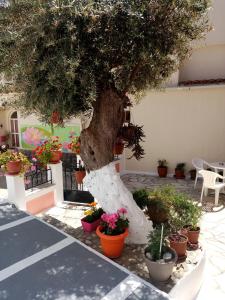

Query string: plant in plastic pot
81 202 104 232
0 150 31 175
145 225 177 282
96 208 129 258
174 163 186 179
157 159 168 178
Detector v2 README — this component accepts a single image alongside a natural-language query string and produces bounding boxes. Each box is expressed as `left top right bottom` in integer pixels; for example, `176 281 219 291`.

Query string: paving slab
0 203 27 226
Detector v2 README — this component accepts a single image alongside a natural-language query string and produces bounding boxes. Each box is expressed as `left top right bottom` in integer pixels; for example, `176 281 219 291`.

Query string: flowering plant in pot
0 150 31 175
81 202 104 232
96 208 129 258
34 136 62 165
68 136 81 154
145 225 177 282
157 159 168 178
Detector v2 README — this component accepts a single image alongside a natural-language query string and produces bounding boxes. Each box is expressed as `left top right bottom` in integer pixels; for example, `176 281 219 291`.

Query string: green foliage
132 188 149 209
146 226 169 261
83 207 104 223
175 163 186 171
158 159 168 167
0 0 210 123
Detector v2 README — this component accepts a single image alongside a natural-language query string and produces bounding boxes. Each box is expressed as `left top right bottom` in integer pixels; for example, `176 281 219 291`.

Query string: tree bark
80 87 152 244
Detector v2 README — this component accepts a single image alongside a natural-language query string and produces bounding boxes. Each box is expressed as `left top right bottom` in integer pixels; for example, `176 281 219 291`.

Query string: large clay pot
113 143 124 155
81 218 101 233
75 170 86 184
157 166 168 178
145 247 177 282
96 226 128 258
50 150 61 163
188 227 200 244
169 234 188 258
6 161 22 175
175 169 185 179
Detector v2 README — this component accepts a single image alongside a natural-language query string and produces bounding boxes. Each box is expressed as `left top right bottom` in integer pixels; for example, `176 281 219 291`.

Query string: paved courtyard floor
36 174 225 299
1 173 225 299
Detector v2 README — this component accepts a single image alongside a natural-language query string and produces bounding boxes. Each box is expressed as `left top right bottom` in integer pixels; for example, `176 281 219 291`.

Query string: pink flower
24 179 31 185
32 157 37 162
117 208 127 215
23 127 42 146
31 165 36 171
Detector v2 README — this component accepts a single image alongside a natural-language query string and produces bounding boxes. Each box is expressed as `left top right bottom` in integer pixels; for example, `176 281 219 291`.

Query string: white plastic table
208 162 225 178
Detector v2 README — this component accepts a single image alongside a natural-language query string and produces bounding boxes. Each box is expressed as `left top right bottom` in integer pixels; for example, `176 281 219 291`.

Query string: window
10 111 20 148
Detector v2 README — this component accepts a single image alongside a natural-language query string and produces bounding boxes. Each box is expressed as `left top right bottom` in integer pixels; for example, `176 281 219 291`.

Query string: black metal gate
62 153 94 204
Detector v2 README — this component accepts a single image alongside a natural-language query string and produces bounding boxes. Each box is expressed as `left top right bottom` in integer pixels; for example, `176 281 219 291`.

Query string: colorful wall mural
20 124 80 151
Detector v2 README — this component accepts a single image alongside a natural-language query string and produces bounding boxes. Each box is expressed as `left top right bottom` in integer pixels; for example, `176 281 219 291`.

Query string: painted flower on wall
22 127 42 146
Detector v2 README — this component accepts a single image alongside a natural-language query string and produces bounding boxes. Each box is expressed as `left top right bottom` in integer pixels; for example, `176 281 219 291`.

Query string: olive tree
0 0 210 243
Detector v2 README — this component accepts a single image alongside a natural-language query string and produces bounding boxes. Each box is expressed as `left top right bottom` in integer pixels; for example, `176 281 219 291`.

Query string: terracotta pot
189 170 196 180
169 234 188 258
6 161 22 175
175 169 185 179
81 218 101 233
96 226 128 258
145 247 177 282
113 143 124 155
50 150 61 163
75 170 86 184
157 166 168 178
146 203 168 225
188 227 200 244
115 162 120 173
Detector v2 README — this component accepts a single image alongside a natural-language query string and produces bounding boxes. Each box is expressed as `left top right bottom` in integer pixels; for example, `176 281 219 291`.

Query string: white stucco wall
125 85 225 175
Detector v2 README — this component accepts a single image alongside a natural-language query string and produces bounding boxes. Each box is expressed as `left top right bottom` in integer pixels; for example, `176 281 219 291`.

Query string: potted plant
68 136 81 155
81 202 104 232
157 159 168 178
174 163 186 179
113 138 124 155
0 150 31 175
34 136 62 165
132 188 149 210
145 226 177 282
74 160 86 184
96 208 129 258
145 186 173 225
185 204 202 245
189 169 196 180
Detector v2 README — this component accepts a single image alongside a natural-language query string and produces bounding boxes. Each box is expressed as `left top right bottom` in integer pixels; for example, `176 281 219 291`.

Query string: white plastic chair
192 158 211 189
199 170 225 206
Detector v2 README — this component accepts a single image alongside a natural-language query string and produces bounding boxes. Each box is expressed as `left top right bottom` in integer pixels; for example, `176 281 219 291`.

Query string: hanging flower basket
74 170 86 184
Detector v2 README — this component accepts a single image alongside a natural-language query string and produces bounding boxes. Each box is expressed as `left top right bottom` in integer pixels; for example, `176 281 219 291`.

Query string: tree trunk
80 87 152 244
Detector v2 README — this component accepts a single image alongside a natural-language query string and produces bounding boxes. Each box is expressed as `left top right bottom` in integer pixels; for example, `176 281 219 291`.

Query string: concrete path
0 202 170 300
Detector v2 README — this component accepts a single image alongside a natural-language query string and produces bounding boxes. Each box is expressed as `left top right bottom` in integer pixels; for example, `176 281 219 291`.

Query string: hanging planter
113 142 124 155
75 170 86 184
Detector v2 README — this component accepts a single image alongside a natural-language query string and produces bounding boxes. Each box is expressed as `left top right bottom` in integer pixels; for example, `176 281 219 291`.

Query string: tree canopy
0 0 210 123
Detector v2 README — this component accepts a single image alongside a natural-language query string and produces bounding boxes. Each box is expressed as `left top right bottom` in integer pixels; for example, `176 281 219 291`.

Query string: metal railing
24 168 52 191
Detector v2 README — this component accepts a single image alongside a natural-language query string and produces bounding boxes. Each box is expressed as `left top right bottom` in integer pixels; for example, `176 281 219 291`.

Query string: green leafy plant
0 150 31 175
175 163 186 171
83 202 104 223
132 189 149 209
146 226 169 261
158 160 168 167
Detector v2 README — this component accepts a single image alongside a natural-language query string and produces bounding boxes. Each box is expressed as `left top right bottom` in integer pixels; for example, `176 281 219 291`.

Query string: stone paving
2 173 225 298
36 174 225 297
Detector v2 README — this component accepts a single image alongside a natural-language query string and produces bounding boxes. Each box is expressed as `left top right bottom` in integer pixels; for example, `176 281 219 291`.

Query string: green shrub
132 189 149 209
